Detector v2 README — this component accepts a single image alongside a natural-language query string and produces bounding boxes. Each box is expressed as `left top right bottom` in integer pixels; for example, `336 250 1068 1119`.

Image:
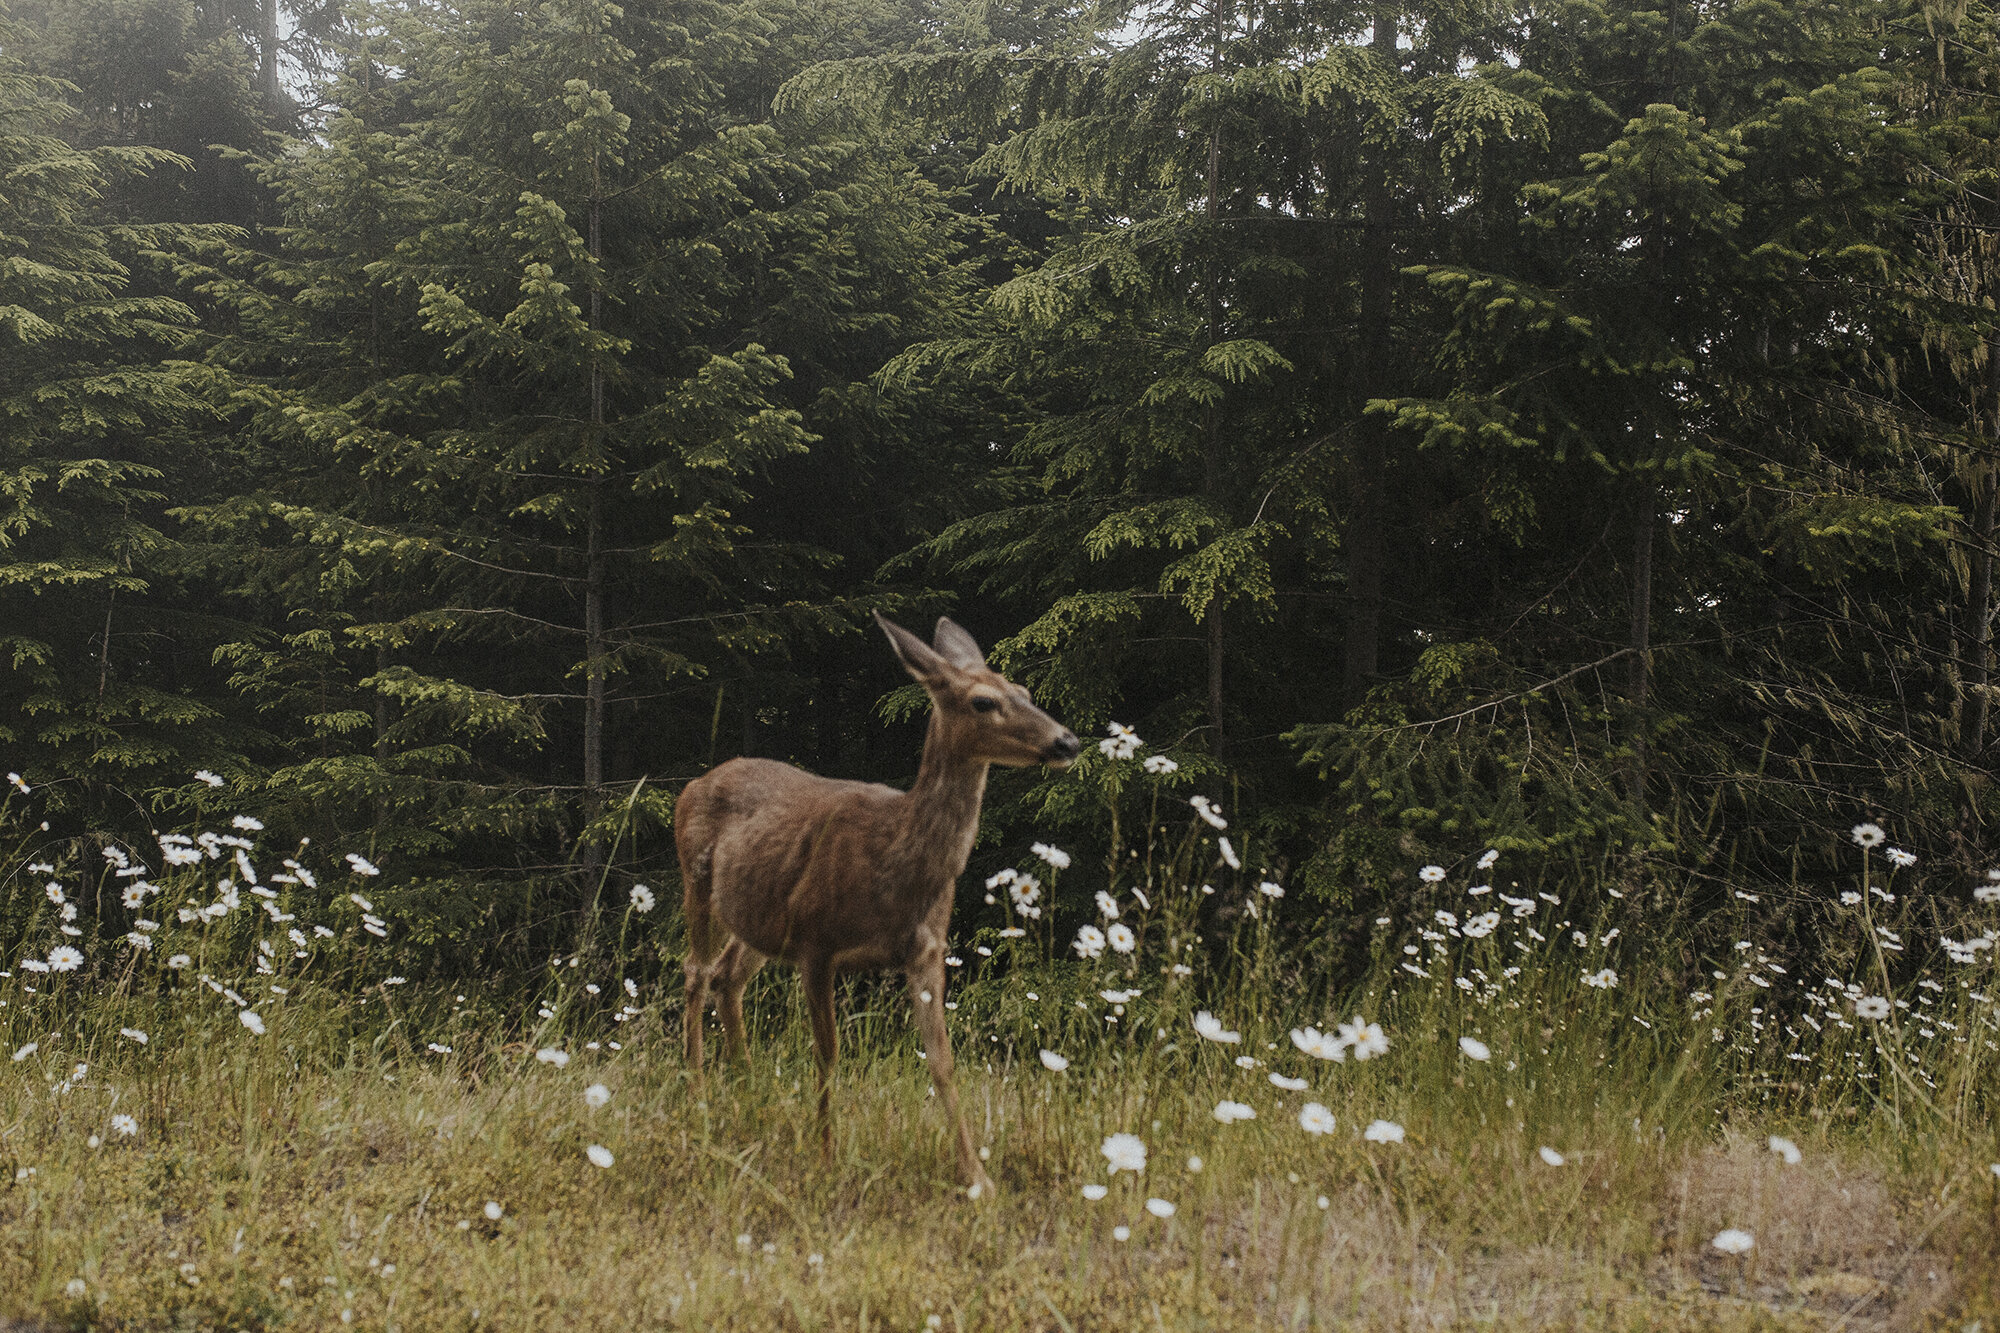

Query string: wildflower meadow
1 734 1995 1333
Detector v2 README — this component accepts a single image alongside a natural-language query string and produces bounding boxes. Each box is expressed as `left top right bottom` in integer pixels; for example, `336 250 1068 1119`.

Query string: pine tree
784 0 1551 835
1299 0 1992 887
0 6 233 821
178 0 993 927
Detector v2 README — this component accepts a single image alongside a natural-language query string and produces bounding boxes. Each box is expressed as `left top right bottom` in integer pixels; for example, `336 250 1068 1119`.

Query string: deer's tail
675 778 724 969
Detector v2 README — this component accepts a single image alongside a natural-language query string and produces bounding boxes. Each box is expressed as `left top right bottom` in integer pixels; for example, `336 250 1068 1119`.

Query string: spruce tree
0 8 231 820
179 0 990 929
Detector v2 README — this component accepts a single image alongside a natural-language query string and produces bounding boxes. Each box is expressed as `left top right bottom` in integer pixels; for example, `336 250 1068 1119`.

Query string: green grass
3 953 1995 1331
2 816 1997 1329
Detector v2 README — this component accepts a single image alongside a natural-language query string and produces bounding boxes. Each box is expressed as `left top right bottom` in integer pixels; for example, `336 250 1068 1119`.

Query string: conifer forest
2 0 1999 1327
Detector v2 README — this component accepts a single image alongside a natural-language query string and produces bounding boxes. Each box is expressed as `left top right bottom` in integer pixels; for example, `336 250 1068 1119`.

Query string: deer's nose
1046 731 1081 763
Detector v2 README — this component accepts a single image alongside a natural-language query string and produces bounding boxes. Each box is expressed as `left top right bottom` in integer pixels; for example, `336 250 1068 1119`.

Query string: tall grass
0 769 1995 1330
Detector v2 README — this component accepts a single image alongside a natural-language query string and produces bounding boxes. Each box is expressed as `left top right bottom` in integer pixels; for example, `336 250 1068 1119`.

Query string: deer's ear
876 610 948 683
932 617 986 670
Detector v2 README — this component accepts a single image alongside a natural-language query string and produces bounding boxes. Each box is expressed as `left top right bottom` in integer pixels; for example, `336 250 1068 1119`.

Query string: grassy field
1 813 1997 1330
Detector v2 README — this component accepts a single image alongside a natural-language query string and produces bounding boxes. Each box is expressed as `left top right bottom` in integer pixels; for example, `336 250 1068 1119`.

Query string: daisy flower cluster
0 778 428 1057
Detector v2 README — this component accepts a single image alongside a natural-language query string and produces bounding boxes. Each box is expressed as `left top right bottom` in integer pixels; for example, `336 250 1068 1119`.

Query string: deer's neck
885 710 987 903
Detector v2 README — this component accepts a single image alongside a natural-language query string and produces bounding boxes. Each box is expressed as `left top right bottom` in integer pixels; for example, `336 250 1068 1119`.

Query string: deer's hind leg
714 940 766 1064
679 843 725 1080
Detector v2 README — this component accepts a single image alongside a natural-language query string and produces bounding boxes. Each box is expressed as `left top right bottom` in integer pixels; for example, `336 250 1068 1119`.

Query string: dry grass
3 810 1996 1330
1 1005 1992 1333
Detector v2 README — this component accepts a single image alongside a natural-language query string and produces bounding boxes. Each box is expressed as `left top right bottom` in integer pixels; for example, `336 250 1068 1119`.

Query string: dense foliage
2 0 1995 972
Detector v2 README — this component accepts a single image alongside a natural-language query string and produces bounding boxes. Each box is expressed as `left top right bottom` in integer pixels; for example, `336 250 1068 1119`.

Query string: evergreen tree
178 0 994 936
0 6 232 823
783 0 1551 842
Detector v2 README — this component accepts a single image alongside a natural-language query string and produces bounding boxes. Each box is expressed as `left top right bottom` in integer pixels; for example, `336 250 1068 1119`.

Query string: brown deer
674 612 1080 1196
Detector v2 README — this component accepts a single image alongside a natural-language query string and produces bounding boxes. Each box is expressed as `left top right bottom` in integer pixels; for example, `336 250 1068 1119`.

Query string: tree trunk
1627 484 1656 812
1342 3 1397 708
1201 0 1229 754
258 0 283 114
97 588 115 701
1965 419 1997 765
579 185 607 882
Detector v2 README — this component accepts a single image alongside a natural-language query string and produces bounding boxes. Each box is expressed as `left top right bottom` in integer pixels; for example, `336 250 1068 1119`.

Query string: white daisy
1290 1026 1345 1061
1854 996 1891 1021
1269 1073 1308 1091
1338 1017 1388 1060
119 1028 148 1045
1362 1119 1405 1144
167 954 191 969
1538 1146 1565 1166
1711 1228 1754 1255
1073 925 1106 959
1850 823 1885 848
1143 754 1178 774
1258 881 1284 899
1298 1102 1336 1135
1212 1100 1256 1124
1145 1198 1176 1218
1768 1135 1801 1165
1099 723 1142 760
239 1011 266 1036
585 1144 614 1168
1885 847 1915 868
584 1084 611 1108
629 884 656 913
1107 924 1136 953
1581 968 1619 990
1477 849 1499 870
1081 1184 1108 1200
484 1201 503 1220
1419 865 1447 883
1192 1011 1242 1044
1189 795 1227 830
194 769 224 787
1218 837 1241 870
1039 1050 1069 1072
1031 842 1071 870
47 946 82 972
1095 890 1120 920
11 1042 36 1062
1458 1036 1491 1062
111 1114 137 1137
1102 1133 1147 1173
535 1047 570 1067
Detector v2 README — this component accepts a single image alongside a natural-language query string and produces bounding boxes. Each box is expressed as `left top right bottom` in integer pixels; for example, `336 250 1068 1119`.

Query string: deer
674 612 1080 1197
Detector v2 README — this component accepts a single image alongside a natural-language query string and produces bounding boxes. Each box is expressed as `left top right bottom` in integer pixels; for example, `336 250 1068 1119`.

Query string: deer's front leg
802 956 839 1163
909 950 994 1198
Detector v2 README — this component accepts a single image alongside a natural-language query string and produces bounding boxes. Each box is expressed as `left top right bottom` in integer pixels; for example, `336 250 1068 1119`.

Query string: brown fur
674 613 1079 1196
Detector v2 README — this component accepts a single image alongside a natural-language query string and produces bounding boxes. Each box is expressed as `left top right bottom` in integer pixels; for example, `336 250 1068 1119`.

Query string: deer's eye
970 695 1001 714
